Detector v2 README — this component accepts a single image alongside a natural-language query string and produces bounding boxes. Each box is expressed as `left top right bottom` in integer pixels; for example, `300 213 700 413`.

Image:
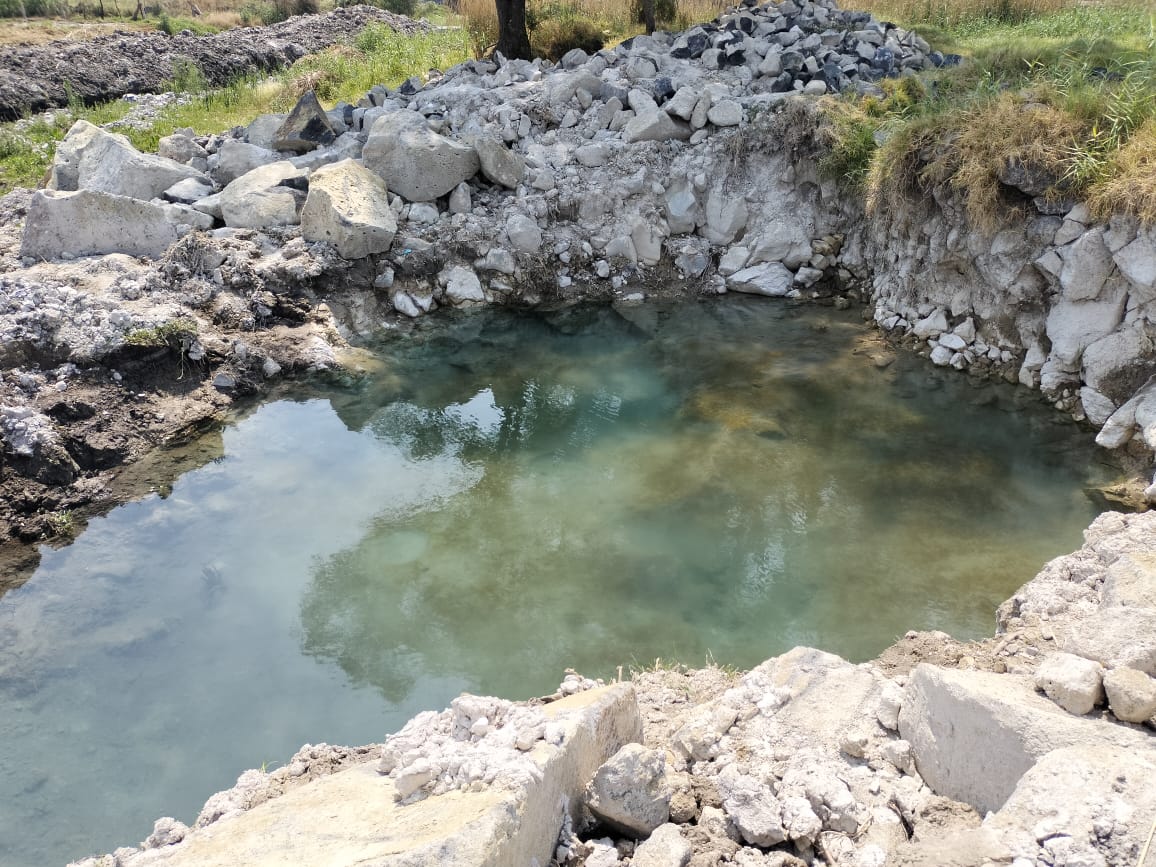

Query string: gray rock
575 144 611 168
1034 652 1104 715
631 823 691 867
245 113 288 150
273 90 337 154
631 218 665 267
665 87 699 120
442 265 485 305
219 161 308 230
474 136 524 189
212 139 279 186
716 765 786 847
21 189 181 260
1103 667 1156 723
584 743 671 837
623 110 693 144
664 180 698 234
506 213 542 254
727 262 793 296
48 120 208 202
1114 229 1156 297
300 159 396 259
448 182 472 215
157 130 208 169
1059 229 1116 301
163 178 215 205
702 190 748 245
707 99 743 126
363 110 480 202
481 248 516 275
288 133 363 172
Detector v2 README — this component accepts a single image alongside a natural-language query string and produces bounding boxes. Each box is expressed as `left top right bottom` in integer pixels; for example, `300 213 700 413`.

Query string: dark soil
0 5 428 121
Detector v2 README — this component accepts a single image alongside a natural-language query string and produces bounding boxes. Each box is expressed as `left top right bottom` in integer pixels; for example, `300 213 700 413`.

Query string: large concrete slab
140 684 640 866
898 664 1153 815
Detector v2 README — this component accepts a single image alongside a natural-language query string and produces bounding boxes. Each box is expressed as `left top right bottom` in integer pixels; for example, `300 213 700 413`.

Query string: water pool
0 297 1109 865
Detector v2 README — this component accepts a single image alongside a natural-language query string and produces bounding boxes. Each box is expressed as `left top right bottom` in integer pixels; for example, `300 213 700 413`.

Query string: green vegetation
820 1 1156 226
0 24 469 195
124 317 199 351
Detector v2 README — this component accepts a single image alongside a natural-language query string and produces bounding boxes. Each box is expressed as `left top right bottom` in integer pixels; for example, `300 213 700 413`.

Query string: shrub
532 18 604 61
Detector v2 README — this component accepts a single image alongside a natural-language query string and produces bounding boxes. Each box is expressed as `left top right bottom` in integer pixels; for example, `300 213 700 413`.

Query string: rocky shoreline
1 1 1155 862
70 509 1156 867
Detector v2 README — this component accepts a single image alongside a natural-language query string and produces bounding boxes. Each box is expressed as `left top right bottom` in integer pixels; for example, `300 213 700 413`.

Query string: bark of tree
494 0 532 61
642 0 655 34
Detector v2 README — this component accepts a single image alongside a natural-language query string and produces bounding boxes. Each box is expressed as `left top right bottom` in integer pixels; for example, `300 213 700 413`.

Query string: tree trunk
494 0 532 61
643 0 655 34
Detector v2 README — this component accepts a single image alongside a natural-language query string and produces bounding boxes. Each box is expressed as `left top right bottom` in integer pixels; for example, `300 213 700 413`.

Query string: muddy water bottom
0 297 1109 866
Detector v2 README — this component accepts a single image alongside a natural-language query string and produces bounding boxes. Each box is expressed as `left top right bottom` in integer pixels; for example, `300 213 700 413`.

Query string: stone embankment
73 511 1156 867
0 6 428 122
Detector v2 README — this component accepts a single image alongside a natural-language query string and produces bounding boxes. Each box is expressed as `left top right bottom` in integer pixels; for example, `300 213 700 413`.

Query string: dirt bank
0 5 427 122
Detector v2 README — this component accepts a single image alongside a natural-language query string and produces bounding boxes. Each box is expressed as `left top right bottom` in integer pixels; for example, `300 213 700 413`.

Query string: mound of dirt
0 5 428 122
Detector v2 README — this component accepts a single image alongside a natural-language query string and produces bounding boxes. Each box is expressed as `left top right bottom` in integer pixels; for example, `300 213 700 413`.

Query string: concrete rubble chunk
631 823 692 867
506 213 542 254
727 262 793 296
702 189 748 245
898 664 1153 814
363 110 480 202
300 159 396 260
273 90 337 154
211 139 280 186
584 743 671 837
48 119 209 202
717 765 786 847
21 189 181 261
1034 652 1104 715
623 109 693 144
442 265 486 305
1063 607 1156 675
473 136 525 189
219 161 309 230
1102 667 1156 723
122 684 641 866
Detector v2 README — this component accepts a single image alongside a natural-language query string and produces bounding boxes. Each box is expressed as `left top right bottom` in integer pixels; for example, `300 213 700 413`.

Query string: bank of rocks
76 512 1156 867
0 6 428 122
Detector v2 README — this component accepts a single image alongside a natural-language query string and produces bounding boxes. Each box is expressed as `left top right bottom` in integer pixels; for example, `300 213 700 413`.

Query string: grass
0 24 469 194
819 0 1156 227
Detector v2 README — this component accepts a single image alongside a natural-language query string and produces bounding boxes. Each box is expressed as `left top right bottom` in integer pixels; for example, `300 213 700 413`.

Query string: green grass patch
819 2 1156 226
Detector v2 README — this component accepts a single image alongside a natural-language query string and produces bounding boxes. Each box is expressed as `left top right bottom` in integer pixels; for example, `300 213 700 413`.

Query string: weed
124 318 199 352
45 510 75 539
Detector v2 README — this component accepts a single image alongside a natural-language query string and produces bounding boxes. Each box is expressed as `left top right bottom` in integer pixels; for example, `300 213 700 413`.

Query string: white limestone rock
1103 667 1156 723
702 189 748 245
20 189 181 260
631 823 691 867
363 110 480 202
442 265 485 305
218 161 307 230
1063 607 1156 675
727 263 792 296
210 139 279 186
716 765 786 847
1034 652 1104 715
707 99 743 127
48 120 208 202
623 110 693 144
300 159 396 259
584 743 671 837
474 136 525 189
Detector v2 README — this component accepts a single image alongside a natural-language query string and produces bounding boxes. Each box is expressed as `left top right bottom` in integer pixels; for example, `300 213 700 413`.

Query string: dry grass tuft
1087 118 1156 224
853 0 1076 30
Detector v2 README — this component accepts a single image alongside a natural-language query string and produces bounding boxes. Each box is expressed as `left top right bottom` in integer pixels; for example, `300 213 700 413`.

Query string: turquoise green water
0 298 1108 865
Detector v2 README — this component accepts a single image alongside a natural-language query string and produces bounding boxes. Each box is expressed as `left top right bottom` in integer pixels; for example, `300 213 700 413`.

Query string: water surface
0 298 1108 865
